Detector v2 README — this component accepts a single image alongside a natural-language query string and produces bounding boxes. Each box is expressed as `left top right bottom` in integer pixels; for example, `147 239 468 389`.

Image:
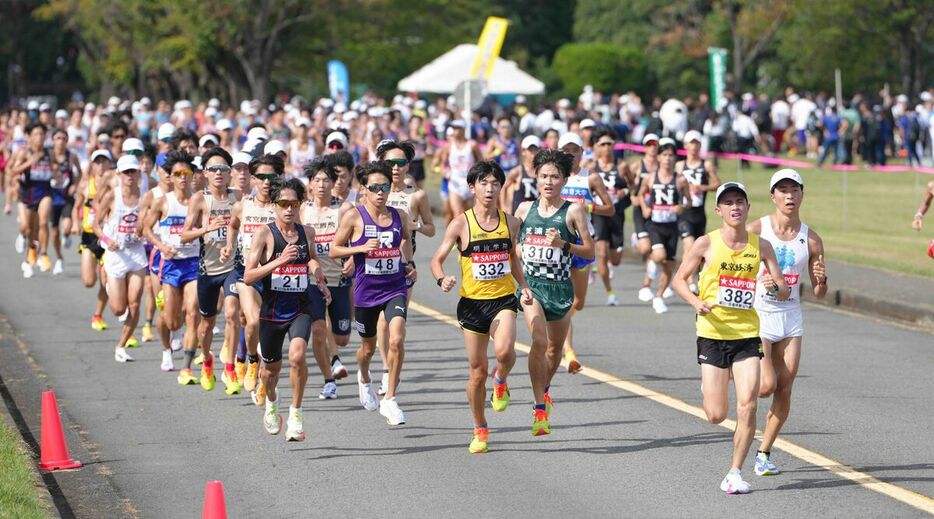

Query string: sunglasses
366 183 391 193
327 142 344 149
254 173 280 182
275 199 301 209
387 158 408 167
206 164 231 174
597 141 614 147
172 169 193 177
111 133 127 139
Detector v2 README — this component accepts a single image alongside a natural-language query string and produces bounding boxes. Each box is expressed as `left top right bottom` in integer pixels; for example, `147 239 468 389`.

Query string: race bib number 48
471 250 510 280
718 275 755 309
365 248 401 275
271 264 308 292
522 234 560 266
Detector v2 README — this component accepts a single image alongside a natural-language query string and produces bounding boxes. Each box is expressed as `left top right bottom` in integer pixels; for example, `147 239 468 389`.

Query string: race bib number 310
718 275 755 309
271 264 308 292
522 234 560 266
471 250 510 280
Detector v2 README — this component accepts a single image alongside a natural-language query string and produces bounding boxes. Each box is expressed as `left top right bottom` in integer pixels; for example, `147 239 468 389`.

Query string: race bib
241 223 262 249
651 205 676 223
271 263 308 292
718 275 755 309
208 215 230 242
522 234 560 266
471 250 510 280
315 232 334 256
365 247 401 275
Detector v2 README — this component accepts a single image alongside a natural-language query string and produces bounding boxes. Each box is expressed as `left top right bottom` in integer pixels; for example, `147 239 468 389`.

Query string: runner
299 157 355 399
749 169 827 476
92 155 149 363
485 117 520 174
327 151 356 204
227 154 282 404
501 135 540 215
637 137 689 314
676 130 721 292
9 122 53 277
591 127 634 305
671 181 789 494
514 149 594 435
434 121 482 223
138 153 175 369
49 128 80 275
230 151 252 194
244 177 331 441
72 149 113 332
630 134 660 302
374 139 435 395
911 179 934 233
143 151 202 383
430 159 533 453
329 160 417 425
181 147 243 394
558 132 614 373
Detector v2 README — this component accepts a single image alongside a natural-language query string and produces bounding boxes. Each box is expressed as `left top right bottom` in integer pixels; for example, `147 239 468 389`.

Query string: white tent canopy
397 44 545 95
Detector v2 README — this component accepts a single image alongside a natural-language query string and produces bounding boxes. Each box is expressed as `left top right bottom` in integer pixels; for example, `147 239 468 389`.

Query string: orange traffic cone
38 390 81 471
202 480 228 519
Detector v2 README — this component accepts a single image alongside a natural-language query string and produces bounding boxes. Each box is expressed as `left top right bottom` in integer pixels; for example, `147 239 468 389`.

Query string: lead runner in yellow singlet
672 181 789 495
431 160 532 454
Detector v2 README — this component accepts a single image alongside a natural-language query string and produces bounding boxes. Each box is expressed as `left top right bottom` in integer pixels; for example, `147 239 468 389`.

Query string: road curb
0 393 61 519
801 283 934 332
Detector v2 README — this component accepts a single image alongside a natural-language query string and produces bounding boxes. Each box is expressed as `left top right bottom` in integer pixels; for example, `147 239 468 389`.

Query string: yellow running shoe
155 289 165 312
544 392 553 417
200 361 216 391
532 409 551 436
141 322 154 342
235 360 247 385
221 370 242 395
177 368 198 386
219 341 229 364
251 378 266 406
193 352 204 366
27 248 37 266
37 254 52 272
490 381 510 412
244 361 259 392
91 315 108 331
468 427 489 454
125 336 139 348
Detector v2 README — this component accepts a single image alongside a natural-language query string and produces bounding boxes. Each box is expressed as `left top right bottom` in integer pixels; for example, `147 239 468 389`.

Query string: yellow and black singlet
696 229 761 340
459 209 516 299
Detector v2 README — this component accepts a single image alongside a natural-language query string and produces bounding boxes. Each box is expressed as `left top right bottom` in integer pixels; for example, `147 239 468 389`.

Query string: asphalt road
0 216 932 518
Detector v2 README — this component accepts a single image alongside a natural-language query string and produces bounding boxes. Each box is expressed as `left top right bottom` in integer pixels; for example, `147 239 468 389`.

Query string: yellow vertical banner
469 16 509 80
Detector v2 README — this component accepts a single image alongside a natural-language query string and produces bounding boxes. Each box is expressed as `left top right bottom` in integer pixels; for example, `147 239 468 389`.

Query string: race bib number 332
471 250 510 280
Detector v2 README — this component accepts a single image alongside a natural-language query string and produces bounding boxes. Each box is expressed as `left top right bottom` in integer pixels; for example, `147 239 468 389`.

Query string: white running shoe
331 358 348 379
285 408 305 441
637 286 653 302
212 325 220 335
652 296 669 314
160 350 174 372
14 234 25 254
114 347 134 363
21 262 34 279
647 260 658 280
606 293 618 306
118 310 129 323
357 371 378 411
170 329 183 351
52 259 64 275
264 399 281 435
377 371 390 396
379 397 406 425
662 287 674 299
319 381 338 400
720 470 751 494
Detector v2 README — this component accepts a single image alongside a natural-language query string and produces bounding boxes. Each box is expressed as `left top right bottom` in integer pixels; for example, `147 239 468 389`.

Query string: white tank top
755 215 809 312
448 141 474 181
289 140 316 173
160 192 200 259
239 196 276 258
104 191 142 249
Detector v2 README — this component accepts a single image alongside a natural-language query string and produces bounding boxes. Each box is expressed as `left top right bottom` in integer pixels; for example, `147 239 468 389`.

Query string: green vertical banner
708 47 728 110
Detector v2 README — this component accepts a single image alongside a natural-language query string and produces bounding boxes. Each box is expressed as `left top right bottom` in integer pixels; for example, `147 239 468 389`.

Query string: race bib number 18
718 275 755 309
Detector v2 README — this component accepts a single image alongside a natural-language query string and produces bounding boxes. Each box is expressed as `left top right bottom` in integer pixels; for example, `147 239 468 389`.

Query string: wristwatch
436 277 444 287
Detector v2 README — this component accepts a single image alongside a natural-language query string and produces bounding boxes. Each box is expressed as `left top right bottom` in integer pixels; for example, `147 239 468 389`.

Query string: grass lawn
710 158 934 278
0 419 49 519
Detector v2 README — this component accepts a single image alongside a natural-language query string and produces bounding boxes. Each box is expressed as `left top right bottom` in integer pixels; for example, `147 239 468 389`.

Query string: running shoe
565 348 583 374
200 355 215 391
27 248 36 266
377 371 390 396
193 352 204 366
21 262 34 279
662 287 675 299
52 259 63 275
14 234 24 254
319 381 338 400
38 255 52 273
161 350 174 372
264 400 281 435
244 361 259 392
212 325 220 335
125 336 139 348
544 392 554 416
170 330 182 352
720 471 751 494
606 292 618 306
286 408 305 441
331 358 348 380
379 397 406 425
141 322 154 342
177 368 198 385
490 381 510 412
357 371 378 411
91 315 108 331
118 310 128 323
221 370 242 395
155 289 165 312
235 360 247 385
637 286 653 302
251 378 267 406
114 347 133 363
652 296 669 314
754 452 780 476
468 427 489 454
531 409 550 436
219 342 229 365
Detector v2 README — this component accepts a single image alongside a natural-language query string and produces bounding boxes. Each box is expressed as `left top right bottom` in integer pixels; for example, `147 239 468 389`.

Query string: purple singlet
351 206 408 307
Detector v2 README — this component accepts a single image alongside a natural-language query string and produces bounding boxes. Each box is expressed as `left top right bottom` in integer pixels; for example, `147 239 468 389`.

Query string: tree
716 0 791 92
552 43 651 97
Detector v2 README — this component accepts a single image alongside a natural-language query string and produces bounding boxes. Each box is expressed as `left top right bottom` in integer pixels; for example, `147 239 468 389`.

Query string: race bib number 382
717 275 755 309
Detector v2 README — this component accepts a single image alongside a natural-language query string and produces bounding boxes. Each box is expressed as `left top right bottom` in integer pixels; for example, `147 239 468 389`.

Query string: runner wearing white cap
199 133 219 154
230 151 253 194
324 130 348 154
73 149 113 333
630 133 661 302
264 139 288 165
502 135 540 214
676 130 720 292
748 169 826 477
289 117 317 177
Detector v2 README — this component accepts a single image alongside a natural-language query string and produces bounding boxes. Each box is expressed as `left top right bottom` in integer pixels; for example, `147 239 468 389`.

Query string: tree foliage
552 43 651 97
